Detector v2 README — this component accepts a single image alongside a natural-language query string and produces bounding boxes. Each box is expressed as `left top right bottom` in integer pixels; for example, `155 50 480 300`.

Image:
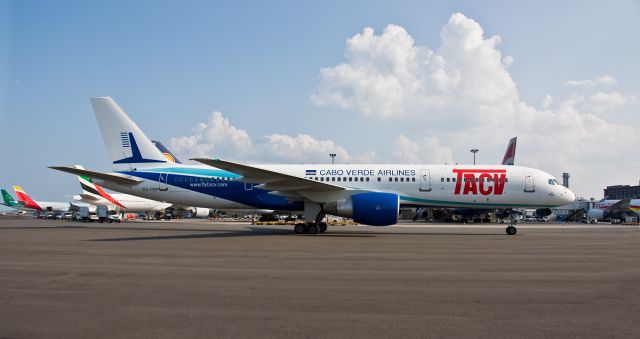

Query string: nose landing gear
505 212 518 235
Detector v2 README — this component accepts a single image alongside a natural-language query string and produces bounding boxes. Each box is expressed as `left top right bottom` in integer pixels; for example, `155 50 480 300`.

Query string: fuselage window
447 178 450 182
452 178 456 182
412 178 416 182
349 177 353 182
394 177 398 182
389 177 392 182
331 177 335 182
366 177 370 182
377 177 381 182
337 177 341 182
401 178 405 182
441 178 444 182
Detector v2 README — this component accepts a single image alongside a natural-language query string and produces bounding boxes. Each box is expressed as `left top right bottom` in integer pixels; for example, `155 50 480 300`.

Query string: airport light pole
329 153 336 165
470 149 478 165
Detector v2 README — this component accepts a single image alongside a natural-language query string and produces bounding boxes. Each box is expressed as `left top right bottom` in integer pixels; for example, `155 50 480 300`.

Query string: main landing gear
294 201 328 235
294 222 328 235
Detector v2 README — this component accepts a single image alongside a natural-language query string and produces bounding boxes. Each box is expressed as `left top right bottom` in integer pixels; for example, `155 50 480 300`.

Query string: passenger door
159 173 169 191
419 169 432 192
524 172 535 192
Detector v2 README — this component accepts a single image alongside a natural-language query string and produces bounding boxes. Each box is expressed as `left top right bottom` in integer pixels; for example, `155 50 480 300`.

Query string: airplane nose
561 188 576 204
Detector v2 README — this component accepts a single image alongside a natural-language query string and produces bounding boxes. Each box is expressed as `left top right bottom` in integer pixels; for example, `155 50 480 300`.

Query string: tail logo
114 132 166 164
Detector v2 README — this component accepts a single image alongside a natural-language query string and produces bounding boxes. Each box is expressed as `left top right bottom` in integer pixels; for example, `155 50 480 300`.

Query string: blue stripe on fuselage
119 170 302 211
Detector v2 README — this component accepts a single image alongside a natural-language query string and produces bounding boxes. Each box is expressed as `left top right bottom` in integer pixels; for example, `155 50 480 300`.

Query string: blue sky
1 0 639 207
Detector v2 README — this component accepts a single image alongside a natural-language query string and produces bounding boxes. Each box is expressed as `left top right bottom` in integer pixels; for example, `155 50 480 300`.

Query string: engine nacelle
190 207 211 218
586 208 605 220
535 208 552 217
325 192 399 226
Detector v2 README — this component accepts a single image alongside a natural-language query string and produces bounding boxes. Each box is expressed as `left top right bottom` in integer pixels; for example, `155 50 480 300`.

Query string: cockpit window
548 179 560 185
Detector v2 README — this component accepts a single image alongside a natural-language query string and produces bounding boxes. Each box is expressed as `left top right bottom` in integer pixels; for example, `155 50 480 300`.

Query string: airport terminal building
604 183 640 199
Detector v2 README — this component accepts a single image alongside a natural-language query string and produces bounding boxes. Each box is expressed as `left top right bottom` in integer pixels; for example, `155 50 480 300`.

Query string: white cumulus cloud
263 133 351 163
311 13 639 197
393 135 453 164
565 75 617 87
168 111 252 160
168 112 364 164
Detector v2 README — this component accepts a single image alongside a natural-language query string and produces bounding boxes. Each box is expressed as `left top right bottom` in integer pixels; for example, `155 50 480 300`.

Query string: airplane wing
608 198 631 213
191 158 344 192
77 194 100 202
49 166 142 185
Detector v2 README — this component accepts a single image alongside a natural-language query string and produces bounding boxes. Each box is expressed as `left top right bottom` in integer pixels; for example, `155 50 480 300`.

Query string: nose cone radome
559 186 576 204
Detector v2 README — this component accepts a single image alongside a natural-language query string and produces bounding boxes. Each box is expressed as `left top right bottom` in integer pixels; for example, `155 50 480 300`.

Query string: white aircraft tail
91 97 168 170
501 137 517 165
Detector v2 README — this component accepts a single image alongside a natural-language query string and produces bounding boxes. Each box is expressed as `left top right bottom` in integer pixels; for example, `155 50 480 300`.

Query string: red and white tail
13 185 42 210
501 137 517 165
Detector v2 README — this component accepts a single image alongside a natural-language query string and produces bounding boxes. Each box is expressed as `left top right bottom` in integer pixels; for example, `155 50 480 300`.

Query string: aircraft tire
506 226 517 235
307 223 319 235
294 223 306 234
318 222 327 233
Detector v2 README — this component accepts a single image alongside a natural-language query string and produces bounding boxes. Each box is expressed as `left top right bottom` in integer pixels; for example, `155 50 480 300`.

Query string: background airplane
12 185 71 212
51 97 575 235
585 198 640 223
1 189 29 213
73 166 212 218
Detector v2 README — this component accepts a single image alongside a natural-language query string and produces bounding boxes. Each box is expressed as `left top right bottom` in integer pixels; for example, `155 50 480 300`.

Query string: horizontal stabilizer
49 166 142 185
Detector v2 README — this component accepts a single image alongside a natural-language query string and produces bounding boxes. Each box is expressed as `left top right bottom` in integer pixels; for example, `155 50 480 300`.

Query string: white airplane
2 189 30 213
72 167 173 213
12 185 71 212
73 166 212 218
585 199 640 222
51 97 576 235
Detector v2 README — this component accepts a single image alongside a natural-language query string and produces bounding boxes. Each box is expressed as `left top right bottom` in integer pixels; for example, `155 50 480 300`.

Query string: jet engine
535 208 552 217
190 207 211 218
325 192 399 226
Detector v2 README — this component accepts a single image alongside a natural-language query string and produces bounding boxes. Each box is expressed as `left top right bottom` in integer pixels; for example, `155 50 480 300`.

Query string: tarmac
0 215 639 338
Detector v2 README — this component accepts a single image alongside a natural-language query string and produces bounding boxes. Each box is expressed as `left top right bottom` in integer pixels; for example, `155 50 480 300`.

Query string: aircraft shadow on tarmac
0 224 504 240
87 226 381 241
